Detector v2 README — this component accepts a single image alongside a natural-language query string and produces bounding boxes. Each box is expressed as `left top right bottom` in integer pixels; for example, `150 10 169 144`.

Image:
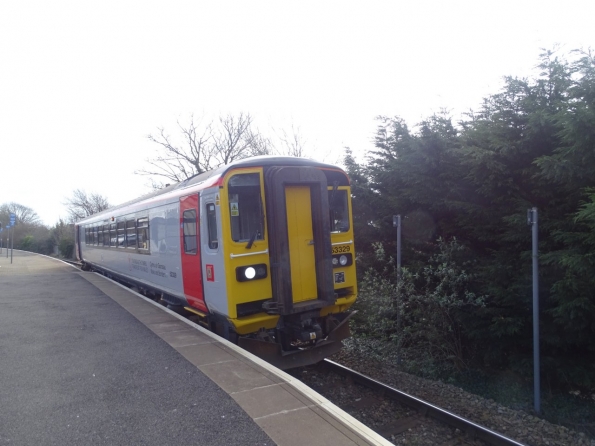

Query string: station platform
0 251 391 446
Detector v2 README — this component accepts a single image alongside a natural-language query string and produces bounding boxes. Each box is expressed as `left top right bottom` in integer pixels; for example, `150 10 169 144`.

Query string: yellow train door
285 186 318 302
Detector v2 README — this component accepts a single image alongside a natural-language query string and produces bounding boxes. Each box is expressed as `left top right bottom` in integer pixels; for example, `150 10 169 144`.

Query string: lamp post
393 215 402 280
527 207 540 414
8 213 16 263
393 215 402 364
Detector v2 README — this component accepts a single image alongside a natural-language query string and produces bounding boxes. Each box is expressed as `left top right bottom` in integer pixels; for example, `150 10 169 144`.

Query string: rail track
294 359 526 445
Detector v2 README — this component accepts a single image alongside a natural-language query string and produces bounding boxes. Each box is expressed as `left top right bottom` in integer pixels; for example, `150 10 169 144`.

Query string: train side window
227 173 264 242
85 227 89 245
183 210 197 254
93 226 98 245
206 203 218 250
117 221 126 247
328 189 350 233
103 224 110 246
137 218 149 251
126 219 136 248
109 223 117 247
97 225 104 246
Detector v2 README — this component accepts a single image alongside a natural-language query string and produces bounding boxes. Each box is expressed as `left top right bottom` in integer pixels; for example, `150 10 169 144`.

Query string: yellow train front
209 157 357 369
76 157 357 370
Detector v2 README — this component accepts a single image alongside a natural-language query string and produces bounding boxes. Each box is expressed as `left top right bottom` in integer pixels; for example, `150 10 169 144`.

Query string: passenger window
329 189 350 233
103 224 110 246
117 221 126 247
183 210 197 254
97 225 104 246
206 203 218 249
137 218 149 251
109 223 117 247
126 219 136 248
227 173 264 242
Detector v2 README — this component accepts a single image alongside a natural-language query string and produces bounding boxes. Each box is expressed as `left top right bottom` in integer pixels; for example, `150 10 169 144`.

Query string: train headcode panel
75 156 357 369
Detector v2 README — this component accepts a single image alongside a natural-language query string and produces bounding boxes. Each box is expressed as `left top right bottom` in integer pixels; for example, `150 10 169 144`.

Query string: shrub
351 238 486 378
58 237 75 258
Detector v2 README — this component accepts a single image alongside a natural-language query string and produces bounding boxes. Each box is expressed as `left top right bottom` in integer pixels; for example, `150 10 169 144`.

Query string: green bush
58 237 75 258
351 238 485 378
18 235 35 251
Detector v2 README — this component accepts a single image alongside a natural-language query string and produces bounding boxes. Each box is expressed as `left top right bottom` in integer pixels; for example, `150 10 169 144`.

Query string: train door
265 166 335 315
200 189 227 316
180 194 207 312
285 186 318 302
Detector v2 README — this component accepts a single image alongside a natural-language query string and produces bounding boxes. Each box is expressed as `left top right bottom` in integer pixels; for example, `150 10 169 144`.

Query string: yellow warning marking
230 202 239 216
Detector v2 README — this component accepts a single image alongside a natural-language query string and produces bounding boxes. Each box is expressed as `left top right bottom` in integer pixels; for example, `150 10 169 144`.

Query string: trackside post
393 214 402 364
527 207 540 414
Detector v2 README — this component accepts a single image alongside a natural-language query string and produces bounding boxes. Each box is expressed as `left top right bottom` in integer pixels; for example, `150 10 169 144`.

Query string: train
75 156 357 369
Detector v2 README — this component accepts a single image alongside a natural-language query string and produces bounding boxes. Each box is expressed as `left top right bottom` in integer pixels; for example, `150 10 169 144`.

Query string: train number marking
332 245 351 254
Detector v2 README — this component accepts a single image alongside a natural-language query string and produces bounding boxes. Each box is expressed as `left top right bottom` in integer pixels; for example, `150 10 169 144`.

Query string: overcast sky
1 0 592 226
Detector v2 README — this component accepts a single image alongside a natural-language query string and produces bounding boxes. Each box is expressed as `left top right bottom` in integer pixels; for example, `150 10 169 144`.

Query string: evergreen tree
348 48 595 388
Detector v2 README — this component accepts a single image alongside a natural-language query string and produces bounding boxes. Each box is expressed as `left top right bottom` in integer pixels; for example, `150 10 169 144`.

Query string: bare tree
268 121 340 163
137 112 273 186
272 122 308 158
140 115 213 184
0 202 42 225
64 189 110 222
212 113 271 165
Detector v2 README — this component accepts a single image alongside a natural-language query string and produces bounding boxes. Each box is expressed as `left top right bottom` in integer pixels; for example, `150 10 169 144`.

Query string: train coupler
238 311 356 370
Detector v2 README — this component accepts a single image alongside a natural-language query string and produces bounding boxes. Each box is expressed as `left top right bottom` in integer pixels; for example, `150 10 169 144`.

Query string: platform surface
0 251 391 446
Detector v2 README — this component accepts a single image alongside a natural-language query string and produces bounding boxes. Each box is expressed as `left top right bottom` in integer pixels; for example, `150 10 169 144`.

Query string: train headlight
331 253 352 268
244 267 256 279
236 264 268 282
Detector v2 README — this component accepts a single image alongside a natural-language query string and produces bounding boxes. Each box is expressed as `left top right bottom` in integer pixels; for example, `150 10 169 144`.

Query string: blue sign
10 213 16 224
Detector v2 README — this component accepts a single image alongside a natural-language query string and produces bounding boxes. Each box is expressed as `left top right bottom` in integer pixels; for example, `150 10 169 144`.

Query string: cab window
228 173 264 242
329 189 350 233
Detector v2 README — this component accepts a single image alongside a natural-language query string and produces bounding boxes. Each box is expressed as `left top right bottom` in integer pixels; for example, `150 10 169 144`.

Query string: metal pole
396 215 402 282
393 215 402 364
528 207 540 414
11 224 14 264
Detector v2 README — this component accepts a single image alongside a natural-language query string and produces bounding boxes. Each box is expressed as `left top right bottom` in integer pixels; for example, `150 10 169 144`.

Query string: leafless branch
63 189 110 223
138 112 273 186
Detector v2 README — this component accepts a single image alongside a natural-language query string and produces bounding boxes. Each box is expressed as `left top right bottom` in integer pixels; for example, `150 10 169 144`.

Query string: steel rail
322 359 525 446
